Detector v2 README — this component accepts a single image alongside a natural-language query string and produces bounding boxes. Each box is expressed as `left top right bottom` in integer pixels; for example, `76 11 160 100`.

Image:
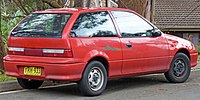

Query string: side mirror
152 29 162 37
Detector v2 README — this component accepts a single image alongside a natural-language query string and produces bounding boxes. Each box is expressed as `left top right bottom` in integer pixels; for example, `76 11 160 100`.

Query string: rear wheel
79 61 107 96
164 53 191 83
17 78 43 89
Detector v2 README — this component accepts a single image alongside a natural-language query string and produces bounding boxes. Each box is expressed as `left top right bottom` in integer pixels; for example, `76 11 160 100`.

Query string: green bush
196 44 200 54
1 10 24 49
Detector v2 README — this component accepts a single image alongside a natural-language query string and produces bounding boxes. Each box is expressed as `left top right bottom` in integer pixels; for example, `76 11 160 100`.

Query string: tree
117 0 153 22
12 0 30 15
0 3 6 73
74 0 83 7
42 0 64 8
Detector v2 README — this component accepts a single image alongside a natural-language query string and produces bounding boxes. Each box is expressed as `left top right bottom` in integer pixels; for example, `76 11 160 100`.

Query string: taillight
42 49 73 58
8 47 24 55
7 47 73 58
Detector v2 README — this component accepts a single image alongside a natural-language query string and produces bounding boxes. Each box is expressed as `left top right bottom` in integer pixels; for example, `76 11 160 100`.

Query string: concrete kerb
0 80 22 92
0 80 71 93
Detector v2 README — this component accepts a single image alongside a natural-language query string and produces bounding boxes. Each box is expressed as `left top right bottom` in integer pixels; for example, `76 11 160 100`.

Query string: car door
111 11 169 74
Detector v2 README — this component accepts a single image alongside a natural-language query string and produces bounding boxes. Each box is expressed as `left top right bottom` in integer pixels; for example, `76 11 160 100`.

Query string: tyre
17 78 43 89
164 53 191 83
79 61 108 96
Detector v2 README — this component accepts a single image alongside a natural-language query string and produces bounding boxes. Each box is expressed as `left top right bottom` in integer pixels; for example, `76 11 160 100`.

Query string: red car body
3 8 198 95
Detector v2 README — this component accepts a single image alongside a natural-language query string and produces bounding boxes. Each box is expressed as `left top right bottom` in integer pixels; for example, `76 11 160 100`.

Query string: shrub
196 44 200 54
1 10 24 50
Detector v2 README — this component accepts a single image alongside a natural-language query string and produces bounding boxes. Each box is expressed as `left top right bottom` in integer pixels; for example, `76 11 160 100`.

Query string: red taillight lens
42 49 73 58
65 50 73 58
8 47 24 55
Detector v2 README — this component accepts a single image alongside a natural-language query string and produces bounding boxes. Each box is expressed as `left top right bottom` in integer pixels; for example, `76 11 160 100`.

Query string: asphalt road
1 66 200 100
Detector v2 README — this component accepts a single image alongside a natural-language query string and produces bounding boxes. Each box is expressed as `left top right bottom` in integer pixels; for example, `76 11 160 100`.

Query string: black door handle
126 43 132 48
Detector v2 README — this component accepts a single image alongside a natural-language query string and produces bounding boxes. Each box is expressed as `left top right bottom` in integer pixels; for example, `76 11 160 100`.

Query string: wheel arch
85 56 109 76
176 48 190 60
79 56 109 96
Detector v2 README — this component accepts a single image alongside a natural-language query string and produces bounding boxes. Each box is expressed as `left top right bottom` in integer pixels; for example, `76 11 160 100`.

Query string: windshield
11 13 71 38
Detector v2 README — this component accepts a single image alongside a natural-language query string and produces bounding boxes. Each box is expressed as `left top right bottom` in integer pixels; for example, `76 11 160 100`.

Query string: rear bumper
4 61 86 81
190 52 198 67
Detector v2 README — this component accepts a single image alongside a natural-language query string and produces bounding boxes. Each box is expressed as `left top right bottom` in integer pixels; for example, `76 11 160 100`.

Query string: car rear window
11 13 71 38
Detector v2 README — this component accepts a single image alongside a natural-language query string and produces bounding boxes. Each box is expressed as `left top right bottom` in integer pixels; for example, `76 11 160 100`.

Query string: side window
71 11 117 37
111 11 154 38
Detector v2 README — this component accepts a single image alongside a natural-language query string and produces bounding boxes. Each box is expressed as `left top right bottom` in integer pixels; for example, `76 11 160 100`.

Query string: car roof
33 7 133 14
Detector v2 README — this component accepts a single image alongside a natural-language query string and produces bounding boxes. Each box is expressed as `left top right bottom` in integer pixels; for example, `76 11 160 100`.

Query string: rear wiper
12 30 32 34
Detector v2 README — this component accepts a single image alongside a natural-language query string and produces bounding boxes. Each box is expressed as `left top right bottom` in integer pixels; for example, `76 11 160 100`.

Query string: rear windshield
11 13 71 38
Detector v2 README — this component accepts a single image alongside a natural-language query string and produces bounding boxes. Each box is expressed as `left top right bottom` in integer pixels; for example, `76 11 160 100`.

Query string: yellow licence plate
24 67 42 76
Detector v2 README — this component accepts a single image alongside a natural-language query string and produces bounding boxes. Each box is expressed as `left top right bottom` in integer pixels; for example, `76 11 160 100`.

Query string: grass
0 73 16 82
199 56 200 61
198 55 200 61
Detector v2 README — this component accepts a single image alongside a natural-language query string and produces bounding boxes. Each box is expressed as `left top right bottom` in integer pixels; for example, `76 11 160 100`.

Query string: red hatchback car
4 8 198 96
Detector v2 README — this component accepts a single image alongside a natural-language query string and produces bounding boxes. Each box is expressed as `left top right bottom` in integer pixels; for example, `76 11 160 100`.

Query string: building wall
169 32 183 38
183 33 199 45
167 32 199 45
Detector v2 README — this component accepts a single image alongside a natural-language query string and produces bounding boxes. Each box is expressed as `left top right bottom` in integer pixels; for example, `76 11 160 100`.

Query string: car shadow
35 73 169 97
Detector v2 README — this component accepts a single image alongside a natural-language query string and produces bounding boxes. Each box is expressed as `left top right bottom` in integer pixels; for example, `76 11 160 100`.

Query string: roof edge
160 28 200 32
157 25 200 31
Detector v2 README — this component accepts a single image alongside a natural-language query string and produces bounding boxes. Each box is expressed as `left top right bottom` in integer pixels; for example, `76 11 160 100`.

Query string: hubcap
173 59 185 77
88 67 104 91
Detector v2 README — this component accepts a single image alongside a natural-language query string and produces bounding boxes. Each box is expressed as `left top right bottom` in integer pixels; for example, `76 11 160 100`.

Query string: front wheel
17 78 43 89
164 53 191 83
79 61 107 96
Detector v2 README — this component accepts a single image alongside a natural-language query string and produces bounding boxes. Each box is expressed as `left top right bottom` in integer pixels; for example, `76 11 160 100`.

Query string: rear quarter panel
69 37 123 77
